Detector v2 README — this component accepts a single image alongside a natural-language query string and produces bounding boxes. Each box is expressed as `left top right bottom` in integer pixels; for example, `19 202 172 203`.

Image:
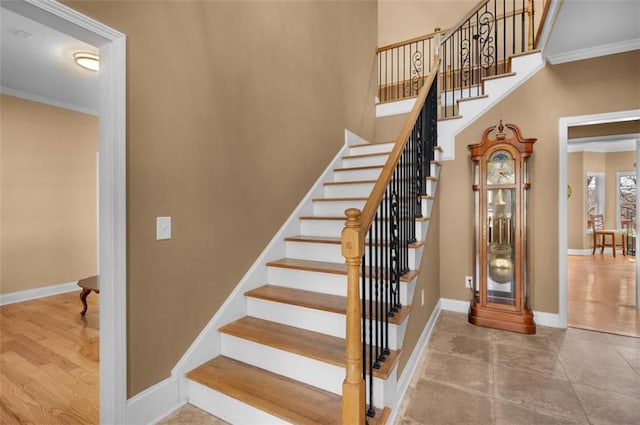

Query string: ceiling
0 7 99 115
540 0 640 64
0 1 638 117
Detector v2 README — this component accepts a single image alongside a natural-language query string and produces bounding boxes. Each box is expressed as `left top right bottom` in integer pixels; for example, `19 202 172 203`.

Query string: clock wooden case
468 121 536 334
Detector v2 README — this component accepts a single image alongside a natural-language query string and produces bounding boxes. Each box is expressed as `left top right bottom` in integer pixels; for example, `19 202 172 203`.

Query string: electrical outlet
465 275 473 288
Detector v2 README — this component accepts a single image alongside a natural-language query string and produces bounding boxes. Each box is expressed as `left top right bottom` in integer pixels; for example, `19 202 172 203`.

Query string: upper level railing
341 62 439 423
377 0 544 116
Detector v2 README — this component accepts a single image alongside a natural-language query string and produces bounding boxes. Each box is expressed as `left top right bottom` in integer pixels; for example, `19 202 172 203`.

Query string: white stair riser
349 143 395 156
334 168 382 182
313 199 367 216
341 154 390 168
221 334 343 397
300 218 427 238
314 198 430 219
246 297 405 350
286 241 422 270
221 334 391 408
441 86 482 106
267 268 416 306
324 182 375 198
189 381 290 425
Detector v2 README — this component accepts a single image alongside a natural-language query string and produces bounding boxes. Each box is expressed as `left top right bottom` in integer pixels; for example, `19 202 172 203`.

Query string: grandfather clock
468 121 536 334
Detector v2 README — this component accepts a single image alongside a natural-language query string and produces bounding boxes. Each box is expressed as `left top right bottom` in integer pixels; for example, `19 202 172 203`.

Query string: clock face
487 159 515 184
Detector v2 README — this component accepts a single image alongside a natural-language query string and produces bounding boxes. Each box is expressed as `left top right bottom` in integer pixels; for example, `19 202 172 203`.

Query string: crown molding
546 38 640 65
0 86 99 116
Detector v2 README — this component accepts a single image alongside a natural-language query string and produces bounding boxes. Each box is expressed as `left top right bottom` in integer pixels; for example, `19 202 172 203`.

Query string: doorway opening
559 110 640 337
0 0 127 422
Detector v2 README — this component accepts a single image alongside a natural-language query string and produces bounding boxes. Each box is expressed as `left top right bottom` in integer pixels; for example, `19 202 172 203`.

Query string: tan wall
0 94 98 294
376 113 409 142
567 152 584 249
439 50 640 314
63 0 377 396
378 0 477 46
398 183 440 375
568 150 635 250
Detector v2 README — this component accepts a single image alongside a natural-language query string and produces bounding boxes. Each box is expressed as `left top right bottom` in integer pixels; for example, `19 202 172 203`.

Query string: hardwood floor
568 254 640 337
0 291 99 424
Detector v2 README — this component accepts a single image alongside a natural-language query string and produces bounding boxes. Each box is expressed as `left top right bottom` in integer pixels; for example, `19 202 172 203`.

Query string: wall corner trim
125 376 184 425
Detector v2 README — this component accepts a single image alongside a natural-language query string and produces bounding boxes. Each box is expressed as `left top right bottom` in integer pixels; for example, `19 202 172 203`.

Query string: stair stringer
437 51 544 160
171 129 368 402
376 51 545 161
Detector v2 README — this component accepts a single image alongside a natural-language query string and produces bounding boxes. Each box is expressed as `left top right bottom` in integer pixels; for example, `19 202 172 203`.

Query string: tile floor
160 311 640 425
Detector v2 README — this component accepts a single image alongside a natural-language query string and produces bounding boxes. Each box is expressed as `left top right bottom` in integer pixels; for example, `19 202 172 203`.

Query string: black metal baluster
493 0 500 75
367 229 375 418
503 0 506 73
521 0 525 52
512 0 516 54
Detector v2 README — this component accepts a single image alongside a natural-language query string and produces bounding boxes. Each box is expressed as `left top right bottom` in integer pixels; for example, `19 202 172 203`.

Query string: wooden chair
590 214 625 257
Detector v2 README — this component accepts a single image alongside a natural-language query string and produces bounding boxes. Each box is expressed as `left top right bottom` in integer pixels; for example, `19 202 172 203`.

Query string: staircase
185 139 442 424
378 48 544 161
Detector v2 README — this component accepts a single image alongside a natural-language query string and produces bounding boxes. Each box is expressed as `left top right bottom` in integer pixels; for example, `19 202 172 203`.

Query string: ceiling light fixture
74 52 99 72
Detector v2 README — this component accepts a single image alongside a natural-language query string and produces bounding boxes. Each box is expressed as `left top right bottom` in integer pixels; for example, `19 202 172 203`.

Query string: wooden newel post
341 208 365 425
527 0 535 50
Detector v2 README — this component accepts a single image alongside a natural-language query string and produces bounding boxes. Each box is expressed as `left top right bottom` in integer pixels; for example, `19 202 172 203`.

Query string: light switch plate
156 216 171 240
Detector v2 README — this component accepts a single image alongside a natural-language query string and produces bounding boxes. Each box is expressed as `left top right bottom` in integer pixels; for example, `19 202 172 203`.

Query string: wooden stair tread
323 179 377 186
219 316 401 379
187 356 342 425
300 215 429 223
334 165 383 172
457 94 489 104
438 114 462 121
267 258 419 282
187 356 391 425
482 71 516 82
245 285 412 325
312 197 369 202
350 141 395 149
285 235 424 248
342 151 391 160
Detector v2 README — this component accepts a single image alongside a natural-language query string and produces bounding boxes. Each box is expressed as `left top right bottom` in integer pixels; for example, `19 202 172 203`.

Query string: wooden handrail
534 0 551 49
441 0 490 42
377 29 446 53
359 63 440 231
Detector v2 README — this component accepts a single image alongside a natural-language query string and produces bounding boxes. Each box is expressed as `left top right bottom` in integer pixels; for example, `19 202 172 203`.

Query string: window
617 172 636 230
586 172 604 230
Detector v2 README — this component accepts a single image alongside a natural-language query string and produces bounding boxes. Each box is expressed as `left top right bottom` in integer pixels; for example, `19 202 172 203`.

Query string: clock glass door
486 188 516 306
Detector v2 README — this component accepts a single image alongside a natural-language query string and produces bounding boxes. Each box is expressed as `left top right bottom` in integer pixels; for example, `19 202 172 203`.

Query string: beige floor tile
573 383 640 425
157 404 229 425
556 338 630 368
494 400 589 425
613 344 640 373
561 356 640 397
490 328 558 353
421 350 493 395
492 342 566 379
434 312 494 340
400 379 494 425
427 329 492 363
604 333 640 350
494 366 587 421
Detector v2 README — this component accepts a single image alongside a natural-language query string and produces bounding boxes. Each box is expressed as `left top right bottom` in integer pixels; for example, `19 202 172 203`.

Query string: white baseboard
126 376 183 425
0 281 79 306
568 249 591 256
440 297 471 313
439 298 563 329
533 310 562 328
387 300 442 425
